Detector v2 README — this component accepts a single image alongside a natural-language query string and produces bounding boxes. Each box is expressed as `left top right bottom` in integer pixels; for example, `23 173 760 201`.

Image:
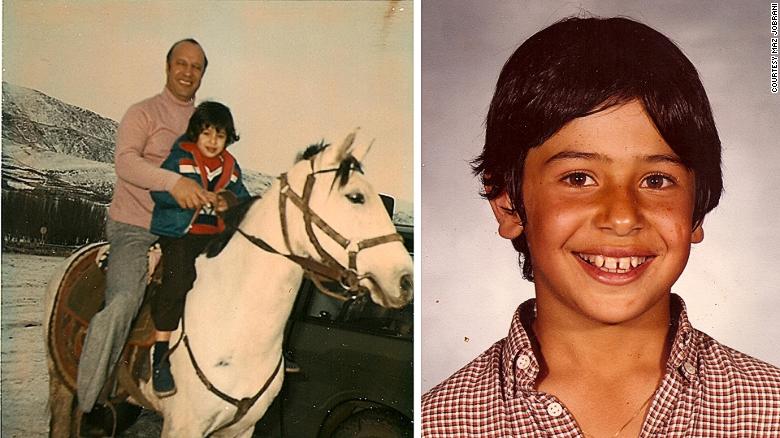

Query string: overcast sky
422 0 780 391
2 1 412 204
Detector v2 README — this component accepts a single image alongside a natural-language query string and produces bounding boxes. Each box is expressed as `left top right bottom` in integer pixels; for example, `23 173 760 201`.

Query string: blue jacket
150 136 250 237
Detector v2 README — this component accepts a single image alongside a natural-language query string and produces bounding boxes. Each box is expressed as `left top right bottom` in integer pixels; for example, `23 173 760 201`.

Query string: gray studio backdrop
422 0 780 392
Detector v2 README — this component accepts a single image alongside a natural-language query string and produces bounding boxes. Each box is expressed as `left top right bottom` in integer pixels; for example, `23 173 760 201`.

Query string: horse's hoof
79 404 114 437
79 403 143 437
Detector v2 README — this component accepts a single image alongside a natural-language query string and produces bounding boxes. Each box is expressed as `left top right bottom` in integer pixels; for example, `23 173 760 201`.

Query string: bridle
236 156 404 301
172 155 404 432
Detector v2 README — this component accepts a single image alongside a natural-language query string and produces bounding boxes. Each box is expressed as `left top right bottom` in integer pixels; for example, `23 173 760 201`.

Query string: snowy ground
0 253 166 437
1 252 62 437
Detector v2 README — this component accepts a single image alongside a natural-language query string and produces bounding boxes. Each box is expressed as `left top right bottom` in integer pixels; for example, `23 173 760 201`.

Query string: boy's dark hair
471 16 723 281
185 101 240 146
166 38 208 72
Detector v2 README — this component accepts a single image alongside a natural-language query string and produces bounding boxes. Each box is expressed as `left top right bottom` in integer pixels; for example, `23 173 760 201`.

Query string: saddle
47 242 163 407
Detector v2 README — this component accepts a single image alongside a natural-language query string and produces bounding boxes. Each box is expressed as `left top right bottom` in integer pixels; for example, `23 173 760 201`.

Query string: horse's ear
321 130 358 166
351 138 374 163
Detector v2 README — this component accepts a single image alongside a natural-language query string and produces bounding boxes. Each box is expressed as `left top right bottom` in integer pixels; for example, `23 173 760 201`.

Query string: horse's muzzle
399 273 413 303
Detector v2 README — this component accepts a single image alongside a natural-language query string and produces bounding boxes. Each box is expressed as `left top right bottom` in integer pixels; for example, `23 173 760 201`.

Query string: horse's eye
346 192 365 204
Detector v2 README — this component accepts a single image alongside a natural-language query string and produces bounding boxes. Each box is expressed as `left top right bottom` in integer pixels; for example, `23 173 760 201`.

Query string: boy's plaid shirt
422 295 780 437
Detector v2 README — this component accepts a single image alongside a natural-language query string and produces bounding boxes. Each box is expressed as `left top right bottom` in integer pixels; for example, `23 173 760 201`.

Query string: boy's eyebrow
545 151 685 166
545 151 610 164
642 153 685 166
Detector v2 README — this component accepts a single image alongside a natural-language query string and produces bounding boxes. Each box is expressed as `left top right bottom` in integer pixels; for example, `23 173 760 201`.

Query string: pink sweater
108 87 195 229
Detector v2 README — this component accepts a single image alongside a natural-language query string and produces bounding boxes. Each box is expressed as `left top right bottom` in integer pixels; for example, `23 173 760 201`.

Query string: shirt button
516 354 531 370
547 402 563 417
683 361 697 375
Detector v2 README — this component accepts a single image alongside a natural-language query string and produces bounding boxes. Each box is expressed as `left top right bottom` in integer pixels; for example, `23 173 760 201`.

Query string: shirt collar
162 86 195 108
665 294 700 382
501 293 700 398
501 298 540 398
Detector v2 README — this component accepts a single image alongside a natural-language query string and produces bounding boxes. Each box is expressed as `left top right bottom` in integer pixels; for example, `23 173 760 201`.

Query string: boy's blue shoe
152 360 176 398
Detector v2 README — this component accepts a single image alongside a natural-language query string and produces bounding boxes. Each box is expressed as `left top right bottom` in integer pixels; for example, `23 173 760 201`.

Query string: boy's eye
640 174 675 189
562 172 596 187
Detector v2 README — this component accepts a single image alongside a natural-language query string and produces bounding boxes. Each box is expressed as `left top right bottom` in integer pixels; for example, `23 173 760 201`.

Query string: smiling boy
422 17 780 437
149 101 250 396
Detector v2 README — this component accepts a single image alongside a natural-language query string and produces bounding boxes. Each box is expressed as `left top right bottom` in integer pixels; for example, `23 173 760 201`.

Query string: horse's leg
47 371 77 438
234 429 255 438
160 417 178 438
161 414 207 438
237 428 255 438
211 426 255 438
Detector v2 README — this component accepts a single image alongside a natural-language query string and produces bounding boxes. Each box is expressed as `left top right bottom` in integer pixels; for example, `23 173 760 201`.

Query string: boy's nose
596 185 644 236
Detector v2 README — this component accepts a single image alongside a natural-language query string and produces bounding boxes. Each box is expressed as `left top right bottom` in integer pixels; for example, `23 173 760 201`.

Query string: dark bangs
185 101 240 146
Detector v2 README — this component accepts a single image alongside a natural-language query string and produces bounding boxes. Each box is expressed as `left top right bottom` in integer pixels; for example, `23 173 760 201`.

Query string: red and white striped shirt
422 295 780 437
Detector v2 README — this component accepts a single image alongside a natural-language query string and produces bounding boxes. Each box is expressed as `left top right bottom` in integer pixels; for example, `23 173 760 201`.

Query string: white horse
45 132 413 437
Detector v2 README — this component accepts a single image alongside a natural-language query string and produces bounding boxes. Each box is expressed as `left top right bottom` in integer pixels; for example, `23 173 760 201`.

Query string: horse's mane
205 196 262 258
296 140 330 162
332 154 363 188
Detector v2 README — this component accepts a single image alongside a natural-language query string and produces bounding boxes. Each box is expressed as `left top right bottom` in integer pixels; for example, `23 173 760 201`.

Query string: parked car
253 223 413 437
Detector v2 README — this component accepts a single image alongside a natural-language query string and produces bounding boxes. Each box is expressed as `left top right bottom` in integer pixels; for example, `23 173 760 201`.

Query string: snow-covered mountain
2 82 117 163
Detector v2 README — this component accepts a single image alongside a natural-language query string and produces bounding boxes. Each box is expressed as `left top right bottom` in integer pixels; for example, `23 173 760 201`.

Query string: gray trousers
77 219 158 412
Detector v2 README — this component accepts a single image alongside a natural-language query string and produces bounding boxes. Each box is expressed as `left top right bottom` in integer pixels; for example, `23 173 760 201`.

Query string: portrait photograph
422 0 780 436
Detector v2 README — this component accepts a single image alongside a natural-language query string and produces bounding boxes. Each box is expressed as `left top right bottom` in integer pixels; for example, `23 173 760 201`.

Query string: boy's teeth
578 253 648 272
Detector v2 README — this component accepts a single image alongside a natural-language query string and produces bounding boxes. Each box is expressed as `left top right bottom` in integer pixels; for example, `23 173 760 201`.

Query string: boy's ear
488 191 524 240
691 224 704 244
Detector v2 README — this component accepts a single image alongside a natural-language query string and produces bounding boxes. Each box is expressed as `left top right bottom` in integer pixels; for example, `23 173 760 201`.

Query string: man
77 38 214 412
